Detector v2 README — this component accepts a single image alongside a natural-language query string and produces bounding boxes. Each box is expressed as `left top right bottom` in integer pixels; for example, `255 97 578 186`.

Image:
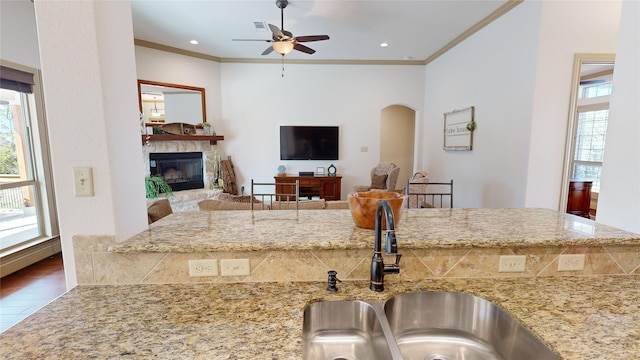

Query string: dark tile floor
0 253 66 333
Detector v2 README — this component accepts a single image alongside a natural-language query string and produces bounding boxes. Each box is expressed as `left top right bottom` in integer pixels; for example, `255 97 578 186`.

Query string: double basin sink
303 291 560 360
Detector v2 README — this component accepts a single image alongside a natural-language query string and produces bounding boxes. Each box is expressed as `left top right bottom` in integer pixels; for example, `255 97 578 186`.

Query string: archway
380 105 416 191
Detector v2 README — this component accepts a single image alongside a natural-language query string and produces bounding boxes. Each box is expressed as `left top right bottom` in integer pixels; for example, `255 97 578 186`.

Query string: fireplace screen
149 152 204 191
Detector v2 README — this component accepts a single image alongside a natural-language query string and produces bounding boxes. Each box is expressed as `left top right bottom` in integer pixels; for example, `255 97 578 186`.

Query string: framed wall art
444 106 475 151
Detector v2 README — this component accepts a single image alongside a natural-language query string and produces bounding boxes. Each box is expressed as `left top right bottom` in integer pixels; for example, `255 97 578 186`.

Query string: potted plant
199 122 212 135
145 176 174 199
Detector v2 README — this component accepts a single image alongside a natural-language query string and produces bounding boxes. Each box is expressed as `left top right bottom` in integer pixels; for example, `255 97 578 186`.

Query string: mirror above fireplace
138 80 206 125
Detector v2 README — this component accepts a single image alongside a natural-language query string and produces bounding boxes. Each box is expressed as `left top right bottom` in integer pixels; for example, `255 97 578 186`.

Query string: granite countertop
1 276 639 359
110 208 640 253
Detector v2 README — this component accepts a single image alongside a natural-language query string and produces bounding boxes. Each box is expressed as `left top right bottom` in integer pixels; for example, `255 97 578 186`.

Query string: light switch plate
73 167 94 197
220 259 250 276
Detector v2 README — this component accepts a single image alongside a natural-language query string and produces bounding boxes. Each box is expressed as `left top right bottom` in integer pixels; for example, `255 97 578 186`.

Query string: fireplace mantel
142 134 224 145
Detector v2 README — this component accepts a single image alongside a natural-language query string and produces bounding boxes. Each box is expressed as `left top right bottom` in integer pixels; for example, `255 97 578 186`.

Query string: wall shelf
142 134 224 145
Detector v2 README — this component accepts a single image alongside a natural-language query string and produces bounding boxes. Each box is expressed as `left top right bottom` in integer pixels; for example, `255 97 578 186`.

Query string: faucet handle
327 270 342 292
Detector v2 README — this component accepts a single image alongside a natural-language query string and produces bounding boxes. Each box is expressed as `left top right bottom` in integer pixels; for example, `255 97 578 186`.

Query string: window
571 82 611 192
0 62 58 254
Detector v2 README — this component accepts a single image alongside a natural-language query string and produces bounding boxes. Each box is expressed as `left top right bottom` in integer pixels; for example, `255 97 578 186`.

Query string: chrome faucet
370 200 402 292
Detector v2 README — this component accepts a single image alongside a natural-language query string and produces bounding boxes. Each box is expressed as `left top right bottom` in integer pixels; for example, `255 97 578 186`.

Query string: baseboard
0 237 61 278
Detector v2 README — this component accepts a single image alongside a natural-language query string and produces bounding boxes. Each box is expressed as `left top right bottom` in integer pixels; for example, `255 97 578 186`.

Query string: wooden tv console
274 175 342 201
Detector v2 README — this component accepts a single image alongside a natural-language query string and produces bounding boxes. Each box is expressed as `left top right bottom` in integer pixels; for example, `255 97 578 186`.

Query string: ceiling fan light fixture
273 41 294 55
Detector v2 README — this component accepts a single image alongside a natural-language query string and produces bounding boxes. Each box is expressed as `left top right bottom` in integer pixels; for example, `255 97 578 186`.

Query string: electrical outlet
557 254 585 271
498 255 526 272
188 259 218 277
73 167 94 197
220 259 250 276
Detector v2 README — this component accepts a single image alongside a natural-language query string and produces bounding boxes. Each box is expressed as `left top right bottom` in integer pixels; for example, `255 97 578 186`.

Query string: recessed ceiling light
403 56 413 60
190 40 199 45
380 42 389 48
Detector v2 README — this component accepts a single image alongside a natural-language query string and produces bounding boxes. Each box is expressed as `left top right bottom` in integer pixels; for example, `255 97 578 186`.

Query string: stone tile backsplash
73 235 640 285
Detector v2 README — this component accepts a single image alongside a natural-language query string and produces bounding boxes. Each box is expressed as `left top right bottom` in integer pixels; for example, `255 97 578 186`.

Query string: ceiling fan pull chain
281 55 285 77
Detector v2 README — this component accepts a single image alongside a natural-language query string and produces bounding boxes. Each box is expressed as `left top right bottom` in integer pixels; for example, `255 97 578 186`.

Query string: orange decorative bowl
348 191 407 229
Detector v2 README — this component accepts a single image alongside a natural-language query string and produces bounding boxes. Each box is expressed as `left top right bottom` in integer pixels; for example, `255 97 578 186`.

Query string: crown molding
134 0 523 67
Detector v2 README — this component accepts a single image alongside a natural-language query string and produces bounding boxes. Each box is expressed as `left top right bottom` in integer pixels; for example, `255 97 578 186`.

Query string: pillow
272 199 326 210
217 193 262 203
371 174 388 189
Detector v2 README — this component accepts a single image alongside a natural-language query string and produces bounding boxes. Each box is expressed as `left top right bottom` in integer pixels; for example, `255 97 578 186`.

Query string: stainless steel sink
384 291 559 360
303 292 560 360
302 300 394 360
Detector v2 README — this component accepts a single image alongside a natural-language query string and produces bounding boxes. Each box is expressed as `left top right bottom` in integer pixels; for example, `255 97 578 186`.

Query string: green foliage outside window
0 103 18 175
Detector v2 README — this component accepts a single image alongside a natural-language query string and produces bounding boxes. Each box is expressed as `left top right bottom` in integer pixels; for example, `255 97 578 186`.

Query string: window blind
0 66 35 93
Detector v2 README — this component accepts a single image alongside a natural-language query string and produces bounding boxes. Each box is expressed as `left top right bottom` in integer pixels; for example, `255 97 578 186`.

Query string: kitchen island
78 208 640 285
109 208 640 253
6 207 637 359
0 276 639 359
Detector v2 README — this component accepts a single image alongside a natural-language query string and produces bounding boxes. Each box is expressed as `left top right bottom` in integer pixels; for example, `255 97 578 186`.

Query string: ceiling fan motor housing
276 0 288 10
233 0 328 56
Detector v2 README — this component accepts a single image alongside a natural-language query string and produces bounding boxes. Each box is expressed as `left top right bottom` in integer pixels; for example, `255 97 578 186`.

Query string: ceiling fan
233 0 330 56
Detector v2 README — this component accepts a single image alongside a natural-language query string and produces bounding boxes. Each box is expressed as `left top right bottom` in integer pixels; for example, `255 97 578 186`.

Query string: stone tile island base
73 210 640 285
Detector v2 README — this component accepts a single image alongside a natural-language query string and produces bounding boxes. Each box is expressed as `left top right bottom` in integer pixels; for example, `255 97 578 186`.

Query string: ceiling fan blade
268 23 286 39
294 35 329 43
282 29 293 38
293 43 316 54
261 46 274 55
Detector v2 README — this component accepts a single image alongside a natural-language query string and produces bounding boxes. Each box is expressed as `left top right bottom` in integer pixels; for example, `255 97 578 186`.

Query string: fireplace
149 152 204 191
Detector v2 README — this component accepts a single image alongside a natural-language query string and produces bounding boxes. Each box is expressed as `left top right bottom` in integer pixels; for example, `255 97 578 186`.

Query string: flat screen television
280 126 339 160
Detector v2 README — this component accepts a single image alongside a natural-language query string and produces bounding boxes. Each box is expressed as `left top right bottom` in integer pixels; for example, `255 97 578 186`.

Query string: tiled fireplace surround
73 235 640 285
143 140 221 211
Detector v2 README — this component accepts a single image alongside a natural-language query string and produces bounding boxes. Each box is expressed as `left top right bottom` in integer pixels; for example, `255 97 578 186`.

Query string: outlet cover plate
557 254 585 271
220 259 250 276
498 255 526 272
188 259 218 277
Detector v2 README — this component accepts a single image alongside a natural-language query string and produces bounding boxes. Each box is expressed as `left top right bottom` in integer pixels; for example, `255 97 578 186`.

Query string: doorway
380 105 416 191
561 54 615 219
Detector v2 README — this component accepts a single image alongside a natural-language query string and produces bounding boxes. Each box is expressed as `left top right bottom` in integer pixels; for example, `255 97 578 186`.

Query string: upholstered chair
147 198 173 224
406 171 430 208
353 162 400 193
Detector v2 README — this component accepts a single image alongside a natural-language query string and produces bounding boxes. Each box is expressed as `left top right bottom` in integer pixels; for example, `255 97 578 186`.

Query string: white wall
219 62 425 195
525 0 622 209
0 0 40 69
35 1 147 287
422 1 624 210
422 2 541 208
597 0 640 233
136 50 425 196
135 46 222 128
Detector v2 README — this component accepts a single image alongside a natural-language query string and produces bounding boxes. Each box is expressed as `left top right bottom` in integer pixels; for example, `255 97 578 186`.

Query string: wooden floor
0 253 66 333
